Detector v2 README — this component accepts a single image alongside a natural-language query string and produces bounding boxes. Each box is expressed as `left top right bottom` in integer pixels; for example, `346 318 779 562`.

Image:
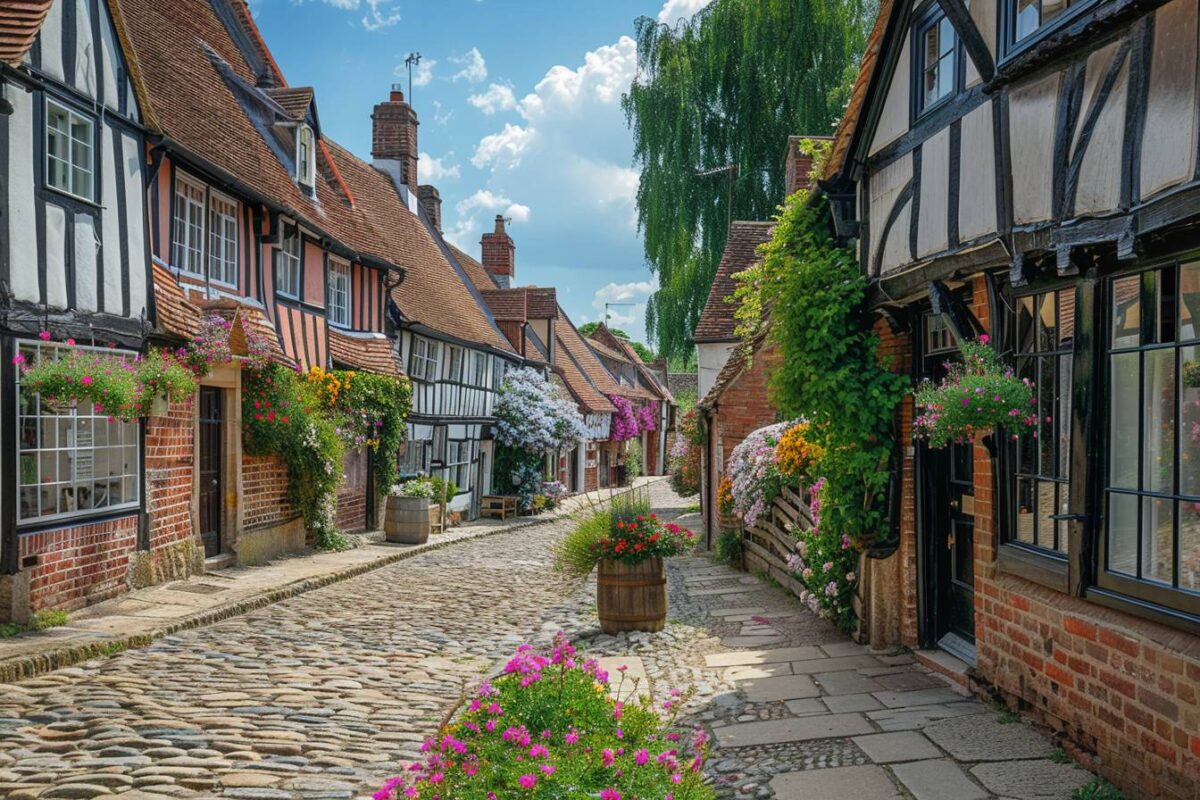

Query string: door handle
949 498 961 513
946 533 956 550
209 479 219 488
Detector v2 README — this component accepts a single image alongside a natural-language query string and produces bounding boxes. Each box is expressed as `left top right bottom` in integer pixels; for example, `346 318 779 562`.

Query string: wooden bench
480 495 518 520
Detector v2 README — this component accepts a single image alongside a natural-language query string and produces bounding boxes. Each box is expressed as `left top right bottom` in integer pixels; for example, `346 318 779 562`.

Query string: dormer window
297 125 316 189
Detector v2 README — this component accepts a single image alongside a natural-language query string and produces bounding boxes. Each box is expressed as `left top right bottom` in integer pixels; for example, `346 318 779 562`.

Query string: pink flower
11 353 23 366
634 749 649 766
540 764 556 776
38 331 51 341
80 375 93 386
979 333 990 344
518 774 537 790
600 790 622 800
602 748 615 767
564 730 579 745
65 338 76 346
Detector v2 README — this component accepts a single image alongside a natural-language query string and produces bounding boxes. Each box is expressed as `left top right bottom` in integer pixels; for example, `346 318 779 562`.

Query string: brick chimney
372 85 419 193
418 185 441 231
785 135 831 197
481 214 515 289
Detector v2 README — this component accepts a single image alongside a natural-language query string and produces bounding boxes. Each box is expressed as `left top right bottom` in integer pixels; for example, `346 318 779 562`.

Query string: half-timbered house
0 0 159 620
587 324 672 478
825 0 1200 793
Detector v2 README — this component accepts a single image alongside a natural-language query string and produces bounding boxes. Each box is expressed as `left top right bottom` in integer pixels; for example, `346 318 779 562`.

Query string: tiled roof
555 335 616 415
668 372 698 399
325 142 517 355
263 86 313 121
588 324 672 403
150 262 201 340
480 289 527 322
694 221 774 344
448 243 499 292
556 309 619 414
588 336 631 364
328 328 404 376
0 0 52 66
826 0 893 181
526 288 558 319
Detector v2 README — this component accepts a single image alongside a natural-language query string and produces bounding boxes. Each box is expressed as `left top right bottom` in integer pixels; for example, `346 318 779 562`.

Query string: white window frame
172 176 206 277
327 258 351 328
277 227 302 298
297 125 316 188
447 346 464 382
207 191 239 287
400 438 431 477
410 337 441 382
447 440 471 492
472 352 487 386
45 99 94 202
16 341 141 525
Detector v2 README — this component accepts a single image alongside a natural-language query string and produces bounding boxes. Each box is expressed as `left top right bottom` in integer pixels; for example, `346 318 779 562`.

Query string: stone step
914 649 971 689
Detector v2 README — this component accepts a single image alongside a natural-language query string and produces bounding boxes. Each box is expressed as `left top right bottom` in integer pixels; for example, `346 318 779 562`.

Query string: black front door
198 387 224 558
920 314 976 653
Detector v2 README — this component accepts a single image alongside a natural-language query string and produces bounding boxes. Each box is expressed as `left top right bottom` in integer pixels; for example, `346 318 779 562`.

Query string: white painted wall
697 342 736 400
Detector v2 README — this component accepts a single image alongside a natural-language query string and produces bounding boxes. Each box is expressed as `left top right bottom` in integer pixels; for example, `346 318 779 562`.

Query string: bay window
17 341 140 524
1100 263 1200 615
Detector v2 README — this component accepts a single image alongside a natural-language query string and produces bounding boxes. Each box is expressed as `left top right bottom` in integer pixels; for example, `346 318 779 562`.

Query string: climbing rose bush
374 636 715 800
727 420 798 527
635 400 660 433
496 367 587 452
610 394 640 442
784 479 859 632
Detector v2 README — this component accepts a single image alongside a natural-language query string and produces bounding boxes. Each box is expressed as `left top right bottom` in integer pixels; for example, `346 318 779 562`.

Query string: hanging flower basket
913 335 1037 448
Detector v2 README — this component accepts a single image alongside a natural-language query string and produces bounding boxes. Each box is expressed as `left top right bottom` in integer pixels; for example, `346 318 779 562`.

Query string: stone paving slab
867 702 987 731
770 765 902 799
813 670 886 695
924 715 1056 762
713 713 874 747
891 758 989 800
872 687 969 708
851 731 943 763
739 674 820 702
704 646 825 667
970 759 1092 799
723 663 792 682
790 654 883 674
823 692 885 713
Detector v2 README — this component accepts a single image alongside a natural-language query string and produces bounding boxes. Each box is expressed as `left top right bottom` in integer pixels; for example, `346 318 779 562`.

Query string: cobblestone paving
0 482 1095 799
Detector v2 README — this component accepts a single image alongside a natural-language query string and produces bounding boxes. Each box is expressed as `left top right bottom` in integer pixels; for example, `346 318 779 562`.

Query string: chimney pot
418 185 442 232
481 215 515 288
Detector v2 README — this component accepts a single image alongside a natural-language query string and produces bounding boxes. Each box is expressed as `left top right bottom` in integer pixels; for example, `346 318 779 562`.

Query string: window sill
17 505 141 535
1086 586 1200 637
43 183 101 210
997 543 1069 594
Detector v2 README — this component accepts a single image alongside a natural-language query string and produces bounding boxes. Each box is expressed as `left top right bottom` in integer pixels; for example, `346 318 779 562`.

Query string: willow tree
623 0 873 361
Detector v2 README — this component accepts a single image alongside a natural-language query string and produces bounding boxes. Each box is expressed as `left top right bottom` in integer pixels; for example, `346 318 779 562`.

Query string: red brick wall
242 453 295 531
145 399 197 555
19 516 139 612
335 485 367 533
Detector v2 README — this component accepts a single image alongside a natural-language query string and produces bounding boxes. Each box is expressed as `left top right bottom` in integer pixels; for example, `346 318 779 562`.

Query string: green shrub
716 530 744 564
374 636 714 800
1072 777 1126 800
554 508 614 577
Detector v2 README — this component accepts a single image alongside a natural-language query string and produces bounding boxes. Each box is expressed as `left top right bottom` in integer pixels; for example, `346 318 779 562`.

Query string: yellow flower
776 422 825 483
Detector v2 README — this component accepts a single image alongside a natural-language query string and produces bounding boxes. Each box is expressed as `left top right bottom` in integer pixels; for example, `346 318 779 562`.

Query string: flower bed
374 636 714 800
726 420 798 527
783 479 858 631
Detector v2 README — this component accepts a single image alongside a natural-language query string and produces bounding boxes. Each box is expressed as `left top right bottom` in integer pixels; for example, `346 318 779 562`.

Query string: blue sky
250 0 714 347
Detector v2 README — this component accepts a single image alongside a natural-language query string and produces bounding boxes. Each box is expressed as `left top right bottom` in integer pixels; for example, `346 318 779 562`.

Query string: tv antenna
404 52 422 100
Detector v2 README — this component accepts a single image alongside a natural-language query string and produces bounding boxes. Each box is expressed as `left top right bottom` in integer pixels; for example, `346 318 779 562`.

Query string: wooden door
198 387 224 558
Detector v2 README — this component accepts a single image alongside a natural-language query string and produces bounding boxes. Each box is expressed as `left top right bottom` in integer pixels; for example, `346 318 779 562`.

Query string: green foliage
243 363 348 551
330 370 412 494
744 192 908 550
394 478 435 499
716 530 744 565
623 0 873 360
0 609 69 638
429 475 458 504
375 637 714 799
625 440 644 481
913 338 1035 448
1051 748 1072 765
1072 777 1126 800
555 490 694 575
555 508 616 578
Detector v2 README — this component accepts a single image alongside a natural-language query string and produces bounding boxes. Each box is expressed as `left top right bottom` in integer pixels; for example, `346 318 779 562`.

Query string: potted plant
913 335 1038 448
428 476 457 531
555 492 696 634
385 478 435 544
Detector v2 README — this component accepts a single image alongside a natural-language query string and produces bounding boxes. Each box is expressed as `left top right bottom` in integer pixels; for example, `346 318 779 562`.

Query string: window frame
206 190 239 288
1095 260 1200 622
910 2 961 121
998 0 1103 63
410 337 441 382
276 226 302 298
297 125 316 189
16 340 142 526
447 346 464 383
172 175 207 278
446 440 472 493
472 352 487 387
400 438 431 478
327 258 351 328
44 98 95 202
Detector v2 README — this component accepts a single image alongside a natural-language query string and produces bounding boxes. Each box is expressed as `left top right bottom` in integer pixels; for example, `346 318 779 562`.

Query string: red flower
254 413 263 421
267 411 276 422
254 400 262 409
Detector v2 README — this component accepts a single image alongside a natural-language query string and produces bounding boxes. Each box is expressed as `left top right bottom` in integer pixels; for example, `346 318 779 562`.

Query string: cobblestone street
0 481 1094 799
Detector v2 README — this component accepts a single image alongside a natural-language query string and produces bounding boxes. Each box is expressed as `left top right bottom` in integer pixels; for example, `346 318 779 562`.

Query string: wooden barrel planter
384 496 431 544
597 557 667 634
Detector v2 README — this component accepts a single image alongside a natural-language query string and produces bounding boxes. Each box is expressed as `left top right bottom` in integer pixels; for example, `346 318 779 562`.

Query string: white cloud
468 82 519 115
304 0 400 29
445 190 530 251
411 58 435 87
591 280 657 328
419 152 460 182
455 189 530 222
656 0 713 24
431 100 454 126
471 124 536 170
450 47 488 83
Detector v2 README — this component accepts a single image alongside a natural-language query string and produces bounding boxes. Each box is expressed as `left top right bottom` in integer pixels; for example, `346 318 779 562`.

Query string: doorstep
914 648 972 690
204 553 236 571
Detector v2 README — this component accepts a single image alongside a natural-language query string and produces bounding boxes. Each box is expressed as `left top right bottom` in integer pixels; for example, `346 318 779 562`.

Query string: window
277 228 302 297
1101 263 1200 616
410 337 440 382
46 100 94 201
1011 288 1075 555
400 438 431 477
447 440 472 491
172 177 205 276
447 346 464 382
207 193 239 286
1010 0 1078 47
493 358 507 389
17 341 140 524
915 9 957 114
473 352 487 386
327 259 351 327
297 125 315 188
